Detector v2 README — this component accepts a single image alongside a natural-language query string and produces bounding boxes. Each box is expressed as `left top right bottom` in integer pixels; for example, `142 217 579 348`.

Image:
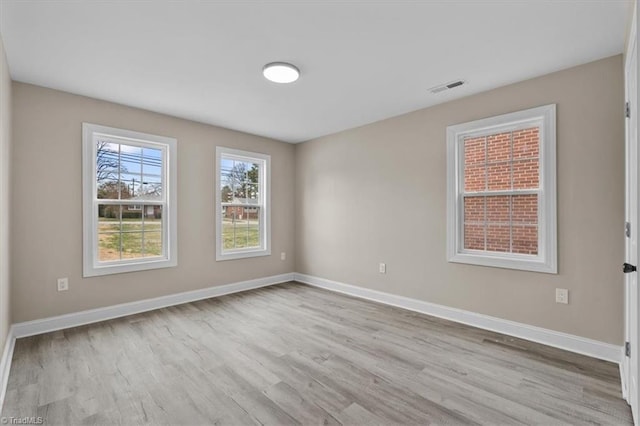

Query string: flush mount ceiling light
263 62 300 84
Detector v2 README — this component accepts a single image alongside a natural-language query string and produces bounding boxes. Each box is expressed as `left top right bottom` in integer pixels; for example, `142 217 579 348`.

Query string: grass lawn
98 218 162 261
222 219 260 250
97 218 259 260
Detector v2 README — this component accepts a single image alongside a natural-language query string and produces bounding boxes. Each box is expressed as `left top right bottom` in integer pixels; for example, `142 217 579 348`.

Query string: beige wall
0 38 11 348
11 83 295 322
295 55 625 345
9 55 626 345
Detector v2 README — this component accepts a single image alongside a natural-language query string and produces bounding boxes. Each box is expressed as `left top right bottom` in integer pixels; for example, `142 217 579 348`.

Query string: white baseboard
13 273 295 338
0 326 15 414
4 270 624 413
294 273 622 364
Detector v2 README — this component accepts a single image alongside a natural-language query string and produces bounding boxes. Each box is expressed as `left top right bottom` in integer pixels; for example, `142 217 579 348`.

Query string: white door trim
0 326 15 414
625 1 639 421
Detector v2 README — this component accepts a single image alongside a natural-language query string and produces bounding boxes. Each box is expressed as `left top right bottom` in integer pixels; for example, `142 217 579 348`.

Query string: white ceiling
0 0 632 143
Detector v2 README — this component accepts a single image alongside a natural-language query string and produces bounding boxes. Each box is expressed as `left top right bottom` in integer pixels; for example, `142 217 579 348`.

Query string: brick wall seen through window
462 128 539 255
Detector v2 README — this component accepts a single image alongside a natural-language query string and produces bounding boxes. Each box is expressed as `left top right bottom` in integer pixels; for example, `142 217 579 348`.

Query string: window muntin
446 105 556 273
216 147 270 260
83 124 177 277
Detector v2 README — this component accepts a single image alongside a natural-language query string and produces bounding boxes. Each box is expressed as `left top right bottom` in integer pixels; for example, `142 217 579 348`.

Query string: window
82 123 177 277
216 147 270 261
446 104 557 273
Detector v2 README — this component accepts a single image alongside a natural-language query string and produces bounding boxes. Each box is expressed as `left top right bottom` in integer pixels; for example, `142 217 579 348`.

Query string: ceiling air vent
429 80 465 94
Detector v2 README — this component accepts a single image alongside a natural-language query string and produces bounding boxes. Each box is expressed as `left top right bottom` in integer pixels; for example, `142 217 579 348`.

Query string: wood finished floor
3 282 632 425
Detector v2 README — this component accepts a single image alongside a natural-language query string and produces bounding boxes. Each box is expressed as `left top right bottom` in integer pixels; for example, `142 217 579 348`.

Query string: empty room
0 0 639 424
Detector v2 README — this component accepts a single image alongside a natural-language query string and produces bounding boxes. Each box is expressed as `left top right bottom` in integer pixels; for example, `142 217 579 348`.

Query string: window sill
84 257 177 277
216 249 271 262
448 252 557 274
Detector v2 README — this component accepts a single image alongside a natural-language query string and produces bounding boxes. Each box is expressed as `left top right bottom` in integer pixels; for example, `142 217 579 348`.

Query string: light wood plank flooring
3 282 632 425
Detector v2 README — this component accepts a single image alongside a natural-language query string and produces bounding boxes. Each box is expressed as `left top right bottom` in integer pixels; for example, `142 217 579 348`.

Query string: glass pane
464 165 485 192
221 185 233 203
512 194 538 224
220 158 235 190
122 206 143 223
143 232 163 257
119 173 140 199
247 162 260 185
96 141 166 202
235 182 246 199
97 204 164 261
96 177 122 200
99 231 122 262
143 205 162 257
486 131 511 163
121 208 143 259
487 163 510 191
119 144 142 174
142 147 163 177
98 204 122 262
120 232 145 259
246 183 259 200
512 225 538 255
486 225 510 252
247 207 261 248
463 196 484 224
512 159 539 189
222 211 236 250
220 158 260 201
486 196 510 225
463 136 485 167
98 204 121 222
513 127 539 160
139 175 163 200
232 161 249 190
221 207 261 251
144 205 163 228
96 141 120 186
464 224 484 250
234 225 249 249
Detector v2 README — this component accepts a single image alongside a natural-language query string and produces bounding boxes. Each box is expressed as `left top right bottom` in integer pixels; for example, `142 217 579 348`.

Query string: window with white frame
82 123 177 277
216 147 270 261
446 104 557 273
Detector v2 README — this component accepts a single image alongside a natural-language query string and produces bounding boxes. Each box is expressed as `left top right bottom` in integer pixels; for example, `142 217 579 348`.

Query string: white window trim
446 104 557 274
82 123 178 277
215 146 271 261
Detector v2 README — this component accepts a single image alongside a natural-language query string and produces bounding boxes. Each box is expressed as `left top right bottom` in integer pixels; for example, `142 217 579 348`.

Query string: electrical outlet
379 263 386 274
555 288 568 304
57 277 69 292
280 252 286 261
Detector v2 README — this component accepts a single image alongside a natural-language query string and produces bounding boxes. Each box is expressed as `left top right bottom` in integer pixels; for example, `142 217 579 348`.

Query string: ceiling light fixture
263 62 300 84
